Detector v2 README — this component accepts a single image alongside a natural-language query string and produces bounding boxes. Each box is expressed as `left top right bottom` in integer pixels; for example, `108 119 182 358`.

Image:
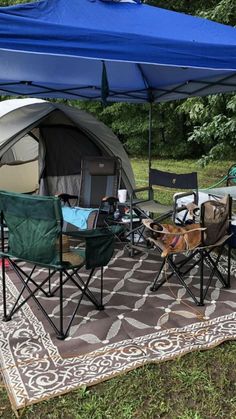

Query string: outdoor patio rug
1 245 236 412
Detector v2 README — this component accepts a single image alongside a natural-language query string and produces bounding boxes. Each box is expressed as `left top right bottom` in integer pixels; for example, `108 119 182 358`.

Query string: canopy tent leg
148 102 153 187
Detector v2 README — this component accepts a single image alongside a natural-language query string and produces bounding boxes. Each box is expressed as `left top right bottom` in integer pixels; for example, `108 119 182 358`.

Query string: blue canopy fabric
0 0 235 103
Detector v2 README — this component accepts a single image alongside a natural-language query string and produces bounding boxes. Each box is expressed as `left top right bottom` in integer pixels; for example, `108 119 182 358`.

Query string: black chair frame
149 196 232 306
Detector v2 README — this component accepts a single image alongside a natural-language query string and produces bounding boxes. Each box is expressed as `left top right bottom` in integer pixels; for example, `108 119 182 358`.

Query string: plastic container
118 189 127 203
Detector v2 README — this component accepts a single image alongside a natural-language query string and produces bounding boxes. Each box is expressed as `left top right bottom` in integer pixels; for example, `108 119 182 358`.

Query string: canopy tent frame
0 0 236 182
0 72 235 101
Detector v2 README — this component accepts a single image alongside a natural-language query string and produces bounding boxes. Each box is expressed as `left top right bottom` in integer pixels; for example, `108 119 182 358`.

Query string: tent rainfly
0 0 235 103
0 98 135 194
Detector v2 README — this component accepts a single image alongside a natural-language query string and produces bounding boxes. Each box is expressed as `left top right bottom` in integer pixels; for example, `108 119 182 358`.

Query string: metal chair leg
2 258 8 321
150 259 166 291
199 250 204 306
57 270 66 340
227 244 231 288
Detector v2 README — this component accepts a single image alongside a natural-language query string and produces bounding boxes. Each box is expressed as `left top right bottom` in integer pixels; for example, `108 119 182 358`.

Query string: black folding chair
127 169 198 253
131 169 198 222
0 191 115 339
147 195 232 306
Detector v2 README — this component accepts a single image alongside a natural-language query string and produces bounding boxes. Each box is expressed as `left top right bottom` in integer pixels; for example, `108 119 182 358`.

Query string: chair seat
148 233 232 256
136 200 173 214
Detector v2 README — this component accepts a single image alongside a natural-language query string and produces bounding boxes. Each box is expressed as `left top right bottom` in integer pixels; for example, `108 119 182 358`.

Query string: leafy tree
174 0 236 165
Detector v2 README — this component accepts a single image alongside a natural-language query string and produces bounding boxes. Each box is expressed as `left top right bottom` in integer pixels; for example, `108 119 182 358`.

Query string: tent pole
148 102 153 187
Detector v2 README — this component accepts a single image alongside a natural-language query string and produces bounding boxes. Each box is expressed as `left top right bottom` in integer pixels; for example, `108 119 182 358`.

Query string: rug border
1 311 236 411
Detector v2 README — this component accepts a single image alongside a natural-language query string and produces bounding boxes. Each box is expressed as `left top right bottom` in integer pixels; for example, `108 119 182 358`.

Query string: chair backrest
150 169 198 191
200 194 231 246
79 156 121 208
0 191 62 266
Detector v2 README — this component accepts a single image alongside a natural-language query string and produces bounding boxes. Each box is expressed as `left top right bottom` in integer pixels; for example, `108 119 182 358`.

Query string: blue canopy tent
0 0 235 102
0 0 236 167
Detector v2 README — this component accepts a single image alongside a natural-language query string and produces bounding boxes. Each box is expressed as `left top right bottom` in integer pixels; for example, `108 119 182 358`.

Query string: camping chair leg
63 269 103 309
227 244 231 288
150 259 166 291
48 269 52 296
167 256 203 306
47 266 103 309
201 249 222 302
199 250 204 306
2 257 7 320
63 267 101 338
3 262 64 336
20 265 51 296
6 262 57 317
3 262 39 319
100 267 103 307
58 270 66 340
205 248 229 289
11 262 50 297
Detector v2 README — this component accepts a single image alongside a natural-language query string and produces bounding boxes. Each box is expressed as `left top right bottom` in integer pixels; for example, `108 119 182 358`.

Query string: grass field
1 159 236 419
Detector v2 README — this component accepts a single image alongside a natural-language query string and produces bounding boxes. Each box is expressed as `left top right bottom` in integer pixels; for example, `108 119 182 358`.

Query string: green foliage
177 95 236 166
0 0 34 4
199 0 236 25
172 0 236 166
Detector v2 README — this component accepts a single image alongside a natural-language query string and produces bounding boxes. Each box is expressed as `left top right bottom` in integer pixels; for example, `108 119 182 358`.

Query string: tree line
1 0 236 163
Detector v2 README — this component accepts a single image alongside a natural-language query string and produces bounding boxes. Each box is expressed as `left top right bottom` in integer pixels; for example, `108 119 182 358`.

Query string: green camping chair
0 191 115 339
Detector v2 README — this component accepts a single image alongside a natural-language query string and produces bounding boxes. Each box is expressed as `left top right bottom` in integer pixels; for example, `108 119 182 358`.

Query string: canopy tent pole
148 102 153 188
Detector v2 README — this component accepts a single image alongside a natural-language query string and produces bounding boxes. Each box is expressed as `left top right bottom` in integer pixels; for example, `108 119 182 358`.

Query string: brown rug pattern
1 247 236 410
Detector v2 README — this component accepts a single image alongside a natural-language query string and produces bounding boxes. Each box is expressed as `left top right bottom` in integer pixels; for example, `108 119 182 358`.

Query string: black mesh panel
41 125 102 177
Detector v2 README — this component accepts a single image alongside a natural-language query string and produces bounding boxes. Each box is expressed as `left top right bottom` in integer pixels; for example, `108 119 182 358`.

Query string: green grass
1 159 236 418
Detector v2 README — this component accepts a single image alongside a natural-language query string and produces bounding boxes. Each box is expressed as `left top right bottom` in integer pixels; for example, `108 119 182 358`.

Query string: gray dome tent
0 98 135 195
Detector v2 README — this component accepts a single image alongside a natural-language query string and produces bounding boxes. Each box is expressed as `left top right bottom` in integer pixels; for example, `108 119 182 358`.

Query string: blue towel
62 207 97 230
